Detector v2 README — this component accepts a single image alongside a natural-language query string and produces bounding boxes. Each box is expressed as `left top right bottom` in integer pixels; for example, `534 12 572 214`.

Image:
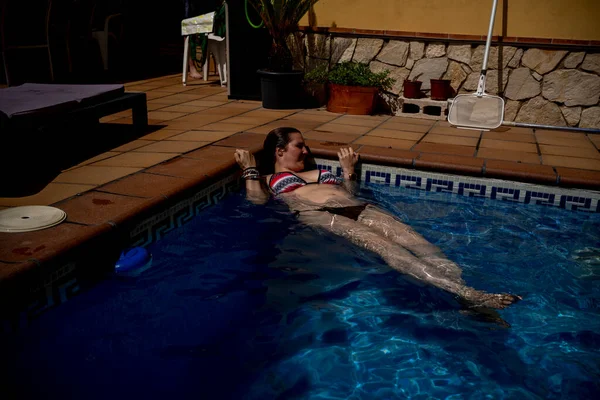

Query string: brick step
395 96 451 121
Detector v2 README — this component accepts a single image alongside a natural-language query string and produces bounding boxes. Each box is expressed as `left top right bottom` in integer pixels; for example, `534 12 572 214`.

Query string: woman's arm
338 147 360 195
234 149 270 204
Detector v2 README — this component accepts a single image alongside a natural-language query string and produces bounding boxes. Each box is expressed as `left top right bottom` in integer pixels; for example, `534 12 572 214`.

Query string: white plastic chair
181 12 227 86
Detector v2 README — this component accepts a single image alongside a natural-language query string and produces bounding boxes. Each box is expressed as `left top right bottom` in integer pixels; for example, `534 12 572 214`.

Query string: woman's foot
463 289 522 309
467 292 523 310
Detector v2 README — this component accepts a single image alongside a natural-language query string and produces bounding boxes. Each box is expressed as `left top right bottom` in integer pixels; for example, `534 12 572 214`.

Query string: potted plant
326 61 395 115
303 63 329 107
248 0 320 109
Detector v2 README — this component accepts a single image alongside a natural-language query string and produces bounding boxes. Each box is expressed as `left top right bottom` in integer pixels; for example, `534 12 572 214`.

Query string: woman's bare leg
299 210 520 309
357 204 465 283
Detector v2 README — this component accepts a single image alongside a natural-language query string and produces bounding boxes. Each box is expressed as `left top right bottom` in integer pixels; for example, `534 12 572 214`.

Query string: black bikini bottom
318 204 368 221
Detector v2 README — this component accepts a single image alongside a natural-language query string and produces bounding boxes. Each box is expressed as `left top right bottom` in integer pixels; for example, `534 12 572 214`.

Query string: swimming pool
2 179 599 399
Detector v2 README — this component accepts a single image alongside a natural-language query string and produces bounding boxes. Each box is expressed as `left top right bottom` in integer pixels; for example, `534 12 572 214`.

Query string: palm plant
248 0 320 72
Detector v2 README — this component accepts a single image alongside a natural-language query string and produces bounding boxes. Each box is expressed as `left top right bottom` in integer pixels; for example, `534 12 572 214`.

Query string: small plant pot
430 79 452 101
327 84 378 115
403 80 422 99
304 82 328 108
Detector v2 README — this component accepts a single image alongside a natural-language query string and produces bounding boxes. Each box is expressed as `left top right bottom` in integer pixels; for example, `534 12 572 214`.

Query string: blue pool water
2 183 600 399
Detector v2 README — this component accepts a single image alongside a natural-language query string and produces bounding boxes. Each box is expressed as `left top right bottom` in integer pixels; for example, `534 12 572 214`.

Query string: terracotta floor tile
159 105 210 113
220 116 274 125
0 183 95 207
366 128 424 141
284 113 340 123
303 131 362 144
161 121 212 130
542 155 600 171
244 120 321 134
91 152 177 167
111 140 155 152
180 100 228 107
141 129 188 141
315 123 373 135
480 138 538 153
184 145 237 160
353 136 416 150
147 111 190 121
199 122 257 132
0 223 110 263
146 103 168 111
244 109 296 119
485 160 557 184
535 135 597 149
482 131 536 143
356 145 418 166
535 129 588 139
416 153 484 175
413 142 476 156
389 116 435 126
145 156 232 178
587 134 600 148
98 172 188 198
214 132 266 151
193 107 247 117
151 85 197 93
429 126 482 137
422 134 479 146
170 114 227 124
68 152 121 169
379 121 432 133
477 148 541 163
168 130 234 142
219 101 262 109
148 96 188 106
555 167 600 188
131 141 210 153
488 126 534 134
539 144 600 159
56 191 158 226
53 166 142 185
334 115 389 127
143 92 173 101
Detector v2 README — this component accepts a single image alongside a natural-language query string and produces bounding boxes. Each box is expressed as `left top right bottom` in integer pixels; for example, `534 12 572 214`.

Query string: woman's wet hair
260 127 316 174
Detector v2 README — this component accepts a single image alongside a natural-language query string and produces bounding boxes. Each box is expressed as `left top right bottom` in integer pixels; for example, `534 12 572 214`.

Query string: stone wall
292 33 600 129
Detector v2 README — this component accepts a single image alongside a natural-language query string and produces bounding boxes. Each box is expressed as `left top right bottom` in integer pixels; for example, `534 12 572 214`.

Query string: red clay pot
403 80 422 99
430 79 452 101
327 83 378 115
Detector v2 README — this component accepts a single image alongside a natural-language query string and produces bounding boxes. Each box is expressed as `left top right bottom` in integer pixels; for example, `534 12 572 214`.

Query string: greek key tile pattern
316 159 600 213
130 173 240 247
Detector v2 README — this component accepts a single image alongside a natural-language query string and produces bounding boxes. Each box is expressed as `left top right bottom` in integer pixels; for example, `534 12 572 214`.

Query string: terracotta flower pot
430 79 452 101
327 83 378 115
403 80 422 99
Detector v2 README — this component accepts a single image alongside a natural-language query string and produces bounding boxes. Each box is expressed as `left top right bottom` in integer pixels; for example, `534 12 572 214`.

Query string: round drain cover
0 206 67 233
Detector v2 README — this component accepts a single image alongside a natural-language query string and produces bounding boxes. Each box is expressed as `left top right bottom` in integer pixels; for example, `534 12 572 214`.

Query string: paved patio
1 73 599 290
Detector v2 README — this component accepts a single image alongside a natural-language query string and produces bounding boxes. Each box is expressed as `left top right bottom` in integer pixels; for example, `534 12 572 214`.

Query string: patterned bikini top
269 169 340 195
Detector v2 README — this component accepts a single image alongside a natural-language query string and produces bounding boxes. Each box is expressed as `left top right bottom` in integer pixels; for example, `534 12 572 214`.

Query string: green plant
248 0 320 72
328 62 395 91
304 64 329 84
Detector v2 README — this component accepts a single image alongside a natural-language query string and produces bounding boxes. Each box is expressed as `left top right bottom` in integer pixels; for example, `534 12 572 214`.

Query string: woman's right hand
234 149 256 169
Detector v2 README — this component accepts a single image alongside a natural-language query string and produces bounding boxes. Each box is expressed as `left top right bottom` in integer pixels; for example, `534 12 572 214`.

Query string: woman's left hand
338 147 359 172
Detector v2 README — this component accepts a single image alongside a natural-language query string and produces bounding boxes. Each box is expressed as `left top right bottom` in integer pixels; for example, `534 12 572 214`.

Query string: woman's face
277 132 308 172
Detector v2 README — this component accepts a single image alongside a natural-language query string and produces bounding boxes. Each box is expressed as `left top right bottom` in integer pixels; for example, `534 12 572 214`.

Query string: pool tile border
315 158 600 213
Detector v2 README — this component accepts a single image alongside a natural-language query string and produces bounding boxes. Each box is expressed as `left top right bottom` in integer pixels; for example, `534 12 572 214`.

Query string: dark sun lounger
0 83 149 197
0 83 148 131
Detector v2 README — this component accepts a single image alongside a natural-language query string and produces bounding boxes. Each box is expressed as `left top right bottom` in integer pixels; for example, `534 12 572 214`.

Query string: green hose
245 0 264 28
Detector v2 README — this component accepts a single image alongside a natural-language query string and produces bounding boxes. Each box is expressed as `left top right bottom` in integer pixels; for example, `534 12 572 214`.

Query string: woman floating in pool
234 127 521 311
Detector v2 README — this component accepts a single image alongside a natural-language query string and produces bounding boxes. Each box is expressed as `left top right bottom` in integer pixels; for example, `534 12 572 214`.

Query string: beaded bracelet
241 167 260 180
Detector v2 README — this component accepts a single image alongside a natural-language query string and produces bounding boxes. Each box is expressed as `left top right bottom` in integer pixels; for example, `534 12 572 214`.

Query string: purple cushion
0 83 125 118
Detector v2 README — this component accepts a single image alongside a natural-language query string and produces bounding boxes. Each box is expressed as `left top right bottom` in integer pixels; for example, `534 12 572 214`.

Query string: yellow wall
302 0 600 40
